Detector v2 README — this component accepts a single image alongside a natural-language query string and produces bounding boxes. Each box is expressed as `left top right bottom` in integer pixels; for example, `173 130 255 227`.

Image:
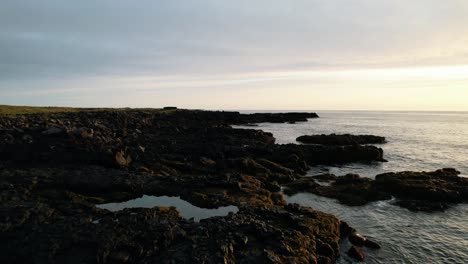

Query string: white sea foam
248 111 468 263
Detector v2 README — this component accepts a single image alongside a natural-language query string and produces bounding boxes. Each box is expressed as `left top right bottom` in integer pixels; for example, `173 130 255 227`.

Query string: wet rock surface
347 246 365 262
237 112 319 124
285 168 468 212
0 109 383 263
297 134 386 145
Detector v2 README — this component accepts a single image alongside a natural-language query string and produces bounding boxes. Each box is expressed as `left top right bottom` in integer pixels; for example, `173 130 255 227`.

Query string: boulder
349 233 381 249
115 150 131 167
283 177 319 196
74 127 94 139
349 233 366 247
347 246 365 261
316 241 335 257
364 239 381 249
340 221 356 238
298 169 467 212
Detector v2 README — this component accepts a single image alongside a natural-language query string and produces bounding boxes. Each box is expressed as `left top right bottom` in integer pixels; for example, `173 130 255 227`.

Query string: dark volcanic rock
349 233 366 247
272 144 386 165
364 239 381 249
297 134 386 145
394 199 451 212
0 109 381 263
374 168 466 202
374 168 468 212
348 232 380 249
312 174 338 182
284 177 320 196
292 168 468 212
236 112 319 124
41 126 63 136
339 221 356 238
0 187 344 264
347 246 365 261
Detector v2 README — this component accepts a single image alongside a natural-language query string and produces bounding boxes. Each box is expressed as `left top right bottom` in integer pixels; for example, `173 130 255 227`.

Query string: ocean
236 111 468 263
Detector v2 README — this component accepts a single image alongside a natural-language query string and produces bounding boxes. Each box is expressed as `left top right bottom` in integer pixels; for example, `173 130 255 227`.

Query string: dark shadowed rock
1 109 374 263
348 232 380 249
297 133 386 145
109 250 130 263
115 150 131 167
394 199 451 212
347 246 365 261
316 240 335 257
74 127 94 139
340 221 357 238
235 112 319 124
296 168 467 212
272 144 387 165
283 177 320 196
364 239 381 249
374 168 465 202
312 173 337 182
349 233 366 247
42 126 63 136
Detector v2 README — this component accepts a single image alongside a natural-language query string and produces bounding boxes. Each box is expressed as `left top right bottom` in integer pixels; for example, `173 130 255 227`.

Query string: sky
1 0 468 111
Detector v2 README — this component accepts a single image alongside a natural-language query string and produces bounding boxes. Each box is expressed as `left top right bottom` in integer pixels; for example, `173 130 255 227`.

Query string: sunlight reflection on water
237 111 468 263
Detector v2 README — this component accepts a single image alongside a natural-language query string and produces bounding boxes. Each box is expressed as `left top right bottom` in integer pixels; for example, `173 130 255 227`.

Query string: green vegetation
0 105 182 116
0 105 81 115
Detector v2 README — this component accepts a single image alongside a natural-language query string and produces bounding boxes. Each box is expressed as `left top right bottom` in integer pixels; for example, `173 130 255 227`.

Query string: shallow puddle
97 195 239 222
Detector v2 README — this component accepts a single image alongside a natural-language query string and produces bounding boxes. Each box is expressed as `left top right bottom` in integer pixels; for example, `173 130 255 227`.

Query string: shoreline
0 109 466 263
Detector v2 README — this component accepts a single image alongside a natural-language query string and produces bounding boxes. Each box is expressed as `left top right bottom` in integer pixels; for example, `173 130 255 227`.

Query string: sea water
97 195 239 222
236 111 468 263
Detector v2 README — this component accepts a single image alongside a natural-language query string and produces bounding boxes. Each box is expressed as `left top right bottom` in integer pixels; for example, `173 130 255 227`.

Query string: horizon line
2 104 468 113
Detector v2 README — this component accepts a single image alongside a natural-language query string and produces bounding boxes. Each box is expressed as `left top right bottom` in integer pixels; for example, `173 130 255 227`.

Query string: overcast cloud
1 0 468 109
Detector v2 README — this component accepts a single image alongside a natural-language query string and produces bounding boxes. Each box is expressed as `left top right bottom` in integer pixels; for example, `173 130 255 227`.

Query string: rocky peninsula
0 108 465 263
296 134 386 145
284 169 468 212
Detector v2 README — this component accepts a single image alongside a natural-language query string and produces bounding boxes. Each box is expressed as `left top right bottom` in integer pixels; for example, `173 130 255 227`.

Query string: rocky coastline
284 169 467 212
296 134 386 145
0 109 465 263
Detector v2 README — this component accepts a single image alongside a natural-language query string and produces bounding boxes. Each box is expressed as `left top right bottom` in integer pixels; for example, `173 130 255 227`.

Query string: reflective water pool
97 195 239 222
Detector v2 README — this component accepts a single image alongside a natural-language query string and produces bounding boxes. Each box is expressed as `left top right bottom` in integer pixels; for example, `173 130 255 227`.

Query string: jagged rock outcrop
0 109 383 263
285 169 467 212
297 134 386 145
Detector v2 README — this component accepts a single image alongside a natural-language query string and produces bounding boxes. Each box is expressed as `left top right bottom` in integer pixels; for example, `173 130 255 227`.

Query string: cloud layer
1 0 468 109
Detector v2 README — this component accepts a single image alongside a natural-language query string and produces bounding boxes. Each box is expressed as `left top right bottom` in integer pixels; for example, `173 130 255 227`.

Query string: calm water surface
237 111 468 264
97 195 239 222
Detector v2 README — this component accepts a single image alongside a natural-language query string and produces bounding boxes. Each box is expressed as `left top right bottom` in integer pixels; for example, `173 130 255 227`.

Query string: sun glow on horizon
3 64 468 111
2 1 468 110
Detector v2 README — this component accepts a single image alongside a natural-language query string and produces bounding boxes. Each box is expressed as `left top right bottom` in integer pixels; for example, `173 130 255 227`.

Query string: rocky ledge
235 112 319 124
297 134 386 145
285 168 468 212
0 109 384 263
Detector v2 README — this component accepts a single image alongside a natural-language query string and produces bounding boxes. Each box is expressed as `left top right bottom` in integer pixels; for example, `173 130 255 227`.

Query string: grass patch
0 105 82 115
0 105 182 116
